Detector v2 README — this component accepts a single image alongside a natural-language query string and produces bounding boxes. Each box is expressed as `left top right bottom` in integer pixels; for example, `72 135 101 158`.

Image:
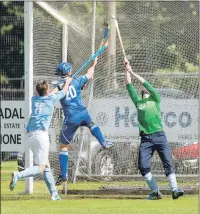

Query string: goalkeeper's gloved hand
123 58 132 73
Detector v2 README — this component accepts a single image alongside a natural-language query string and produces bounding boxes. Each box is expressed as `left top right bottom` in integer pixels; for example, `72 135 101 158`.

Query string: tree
0 1 24 88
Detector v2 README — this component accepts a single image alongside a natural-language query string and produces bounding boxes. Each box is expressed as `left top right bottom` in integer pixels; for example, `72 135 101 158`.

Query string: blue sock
59 150 68 179
43 168 57 195
143 172 159 192
18 166 40 179
90 125 105 146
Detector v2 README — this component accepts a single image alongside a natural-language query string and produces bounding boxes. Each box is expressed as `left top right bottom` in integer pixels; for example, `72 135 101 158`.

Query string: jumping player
55 57 114 186
10 77 72 200
124 59 184 200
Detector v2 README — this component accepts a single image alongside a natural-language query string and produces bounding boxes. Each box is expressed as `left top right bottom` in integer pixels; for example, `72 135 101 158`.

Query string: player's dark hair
141 88 150 98
36 80 49 96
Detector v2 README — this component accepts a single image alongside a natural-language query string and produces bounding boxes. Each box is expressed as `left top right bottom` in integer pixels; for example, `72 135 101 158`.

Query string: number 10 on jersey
66 85 77 100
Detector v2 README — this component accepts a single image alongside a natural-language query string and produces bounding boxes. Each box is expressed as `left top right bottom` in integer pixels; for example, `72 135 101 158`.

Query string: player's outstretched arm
62 77 72 94
50 77 72 95
123 59 160 102
49 77 73 103
86 40 108 80
124 58 145 84
132 72 145 84
124 59 140 105
124 59 132 84
85 57 98 80
49 86 59 95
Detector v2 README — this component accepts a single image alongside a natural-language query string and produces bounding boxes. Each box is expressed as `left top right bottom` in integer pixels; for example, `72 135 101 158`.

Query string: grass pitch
1 197 198 214
1 161 199 214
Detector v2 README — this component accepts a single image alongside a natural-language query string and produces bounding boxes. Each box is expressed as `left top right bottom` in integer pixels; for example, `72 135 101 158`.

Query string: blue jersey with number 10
60 75 89 118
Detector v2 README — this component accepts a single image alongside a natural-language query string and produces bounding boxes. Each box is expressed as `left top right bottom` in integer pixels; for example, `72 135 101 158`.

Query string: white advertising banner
0 101 63 152
90 98 199 143
48 103 64 151
2 98 197 151
0 101 25 152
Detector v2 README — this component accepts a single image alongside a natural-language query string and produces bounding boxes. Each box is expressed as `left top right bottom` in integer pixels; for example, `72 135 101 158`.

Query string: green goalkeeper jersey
126 81 163 134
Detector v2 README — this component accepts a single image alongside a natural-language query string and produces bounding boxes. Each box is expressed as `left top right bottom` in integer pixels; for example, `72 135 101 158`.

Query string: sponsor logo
96 112 108 126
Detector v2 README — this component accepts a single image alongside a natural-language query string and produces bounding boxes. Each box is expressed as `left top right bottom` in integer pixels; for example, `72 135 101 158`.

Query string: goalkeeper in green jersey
124 59 184 200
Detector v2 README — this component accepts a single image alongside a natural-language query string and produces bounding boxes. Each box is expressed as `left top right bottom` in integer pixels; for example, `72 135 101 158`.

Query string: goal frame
24 1 68 194
24 1 98 194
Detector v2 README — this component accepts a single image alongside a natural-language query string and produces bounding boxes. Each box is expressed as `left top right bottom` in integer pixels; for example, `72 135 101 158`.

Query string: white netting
32 1 199 192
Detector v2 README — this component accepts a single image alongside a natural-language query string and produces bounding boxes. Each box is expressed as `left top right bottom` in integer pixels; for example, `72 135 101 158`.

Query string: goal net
31 1 199 194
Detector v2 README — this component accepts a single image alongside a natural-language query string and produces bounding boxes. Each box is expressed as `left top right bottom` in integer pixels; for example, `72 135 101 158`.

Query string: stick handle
53 47 107 87
72 44 107 78
114 18 135 75
53 23 110 88
114 20 126 58
98 24 110 50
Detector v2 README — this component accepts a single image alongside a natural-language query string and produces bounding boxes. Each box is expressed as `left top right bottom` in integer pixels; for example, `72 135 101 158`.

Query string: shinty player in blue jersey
9 77 72 200
55 58 114 186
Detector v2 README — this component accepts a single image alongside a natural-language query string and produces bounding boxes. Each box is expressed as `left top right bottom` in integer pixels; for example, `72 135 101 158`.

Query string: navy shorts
138 131 175 177
60 110 92 145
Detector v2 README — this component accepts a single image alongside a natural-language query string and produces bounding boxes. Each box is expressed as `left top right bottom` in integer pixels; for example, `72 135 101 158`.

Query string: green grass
1 161 18 171
1 197 198 214
1 161 18 180
1 161 199 214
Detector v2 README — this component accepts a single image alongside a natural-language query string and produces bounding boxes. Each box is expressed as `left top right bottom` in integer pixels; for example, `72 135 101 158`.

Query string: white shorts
28 130 50 166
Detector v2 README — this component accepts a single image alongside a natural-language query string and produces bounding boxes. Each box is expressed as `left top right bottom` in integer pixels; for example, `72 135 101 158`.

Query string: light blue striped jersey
26 90 65 132
60 75 89 117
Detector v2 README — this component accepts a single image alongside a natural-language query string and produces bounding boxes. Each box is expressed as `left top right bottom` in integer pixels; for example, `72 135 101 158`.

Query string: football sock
43 168 57 195
90 125 105 146
59 150 68 179
143 172 159 191
167 173 178 191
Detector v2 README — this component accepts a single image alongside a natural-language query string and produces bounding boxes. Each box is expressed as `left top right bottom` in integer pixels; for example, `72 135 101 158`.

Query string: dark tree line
0 1 24 87
0 1 198 93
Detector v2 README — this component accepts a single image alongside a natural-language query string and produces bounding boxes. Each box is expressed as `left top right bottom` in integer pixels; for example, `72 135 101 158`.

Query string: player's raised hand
91 57 98 67
123 58 131 73
124 57 129 65
62 77 72 94
104 40 108 48
87 57 98 80
123 60 145 84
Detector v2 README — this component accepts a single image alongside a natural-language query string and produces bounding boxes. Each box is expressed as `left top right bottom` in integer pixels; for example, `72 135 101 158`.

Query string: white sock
51 191 59 196
143 172 159 191
167 173 178 191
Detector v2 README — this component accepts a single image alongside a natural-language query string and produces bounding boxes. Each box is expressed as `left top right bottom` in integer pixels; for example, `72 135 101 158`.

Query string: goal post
24 1 33 194
24 1 69 194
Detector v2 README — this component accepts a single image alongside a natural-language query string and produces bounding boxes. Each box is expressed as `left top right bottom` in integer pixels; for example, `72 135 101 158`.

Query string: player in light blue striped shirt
10 77 72 200
26 86 66 132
